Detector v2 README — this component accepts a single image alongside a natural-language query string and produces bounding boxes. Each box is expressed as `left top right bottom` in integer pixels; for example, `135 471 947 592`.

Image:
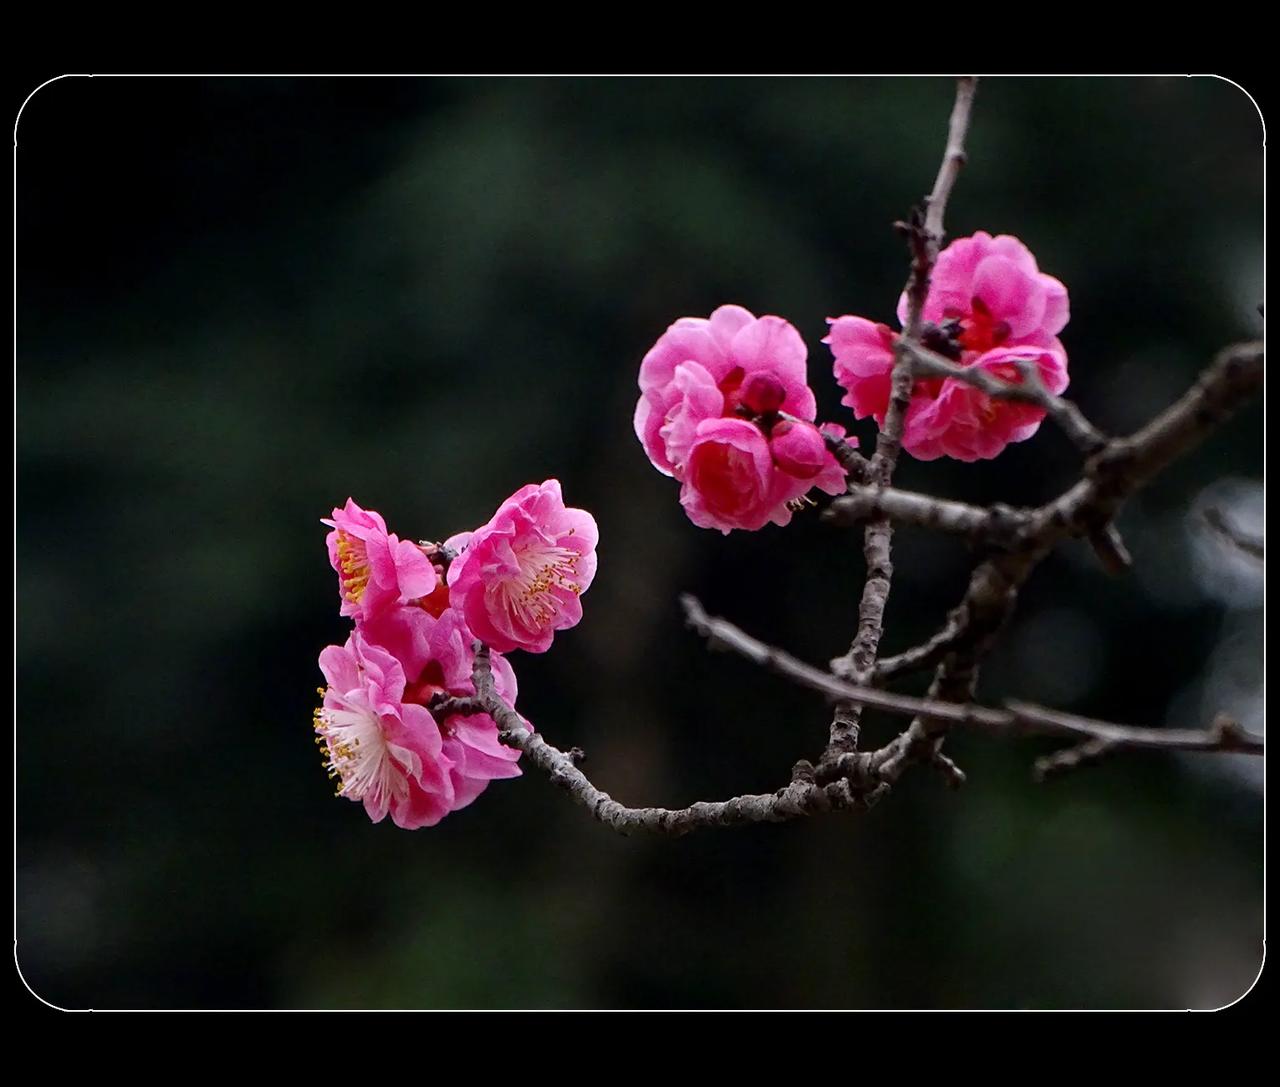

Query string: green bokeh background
17 76 1263 1009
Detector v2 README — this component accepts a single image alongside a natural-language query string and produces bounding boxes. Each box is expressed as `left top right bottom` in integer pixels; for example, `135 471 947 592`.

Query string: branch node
1210 713 1248 749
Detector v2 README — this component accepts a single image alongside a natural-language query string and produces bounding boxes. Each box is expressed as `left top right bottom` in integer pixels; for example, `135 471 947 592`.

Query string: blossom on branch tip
635 305 849 532
828 232 1070 462
446 479 598 654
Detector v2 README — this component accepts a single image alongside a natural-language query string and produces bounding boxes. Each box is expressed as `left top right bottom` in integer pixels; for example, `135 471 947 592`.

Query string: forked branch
463 79 1263 833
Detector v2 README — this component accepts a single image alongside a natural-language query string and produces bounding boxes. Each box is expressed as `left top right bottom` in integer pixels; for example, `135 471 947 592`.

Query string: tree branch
1034 341 1263 540
435 644 883 837
849 340 1263 780
431 607 1259 840
824 484 1030 544
679 596 1262 766
833 337 1260 691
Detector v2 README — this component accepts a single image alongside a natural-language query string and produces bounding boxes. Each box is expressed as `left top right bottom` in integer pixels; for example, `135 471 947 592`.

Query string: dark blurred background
16 76 1263 1009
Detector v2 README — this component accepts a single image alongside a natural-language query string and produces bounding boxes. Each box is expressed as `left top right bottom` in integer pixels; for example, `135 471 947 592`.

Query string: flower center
418 580 452 618
497 543 583 628
335 531 372 604
955 296 1011 354
313 688 407 807
717 366 747 413
403 661 449 708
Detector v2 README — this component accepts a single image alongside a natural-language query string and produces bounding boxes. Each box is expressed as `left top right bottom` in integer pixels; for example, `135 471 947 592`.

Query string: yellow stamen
336 531 371 604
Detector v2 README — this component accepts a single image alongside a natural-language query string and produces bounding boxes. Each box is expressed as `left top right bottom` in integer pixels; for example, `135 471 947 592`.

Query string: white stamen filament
496 543 582 628
313 690 407 810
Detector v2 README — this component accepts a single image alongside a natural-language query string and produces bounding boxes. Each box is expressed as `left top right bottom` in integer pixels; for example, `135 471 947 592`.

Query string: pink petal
972 256 1046 338
659 360 725 470
638 323 726 395
728 315 808 385
1040 275 1070 336
634 394 676 477
707 304 756 350
318 643 360 694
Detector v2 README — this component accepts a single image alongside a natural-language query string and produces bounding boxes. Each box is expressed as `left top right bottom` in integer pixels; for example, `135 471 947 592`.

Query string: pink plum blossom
318 606 524 825
398 609 522 813
358 601 438 681
316 494 542 827
446 479 598 654
322 499 438 620
827 316 896 424
314 632 454 829
896 231 1068 344
634 305 849 532
828 232 1070 462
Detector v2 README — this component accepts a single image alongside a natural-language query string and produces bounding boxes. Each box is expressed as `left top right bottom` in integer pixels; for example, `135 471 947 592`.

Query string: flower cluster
634 234 1071 526
315 482 597 828
828 231 1070 462
634 305 850 533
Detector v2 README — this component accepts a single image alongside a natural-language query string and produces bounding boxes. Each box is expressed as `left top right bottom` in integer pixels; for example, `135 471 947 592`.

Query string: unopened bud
770 419 827 480
741 372 786 415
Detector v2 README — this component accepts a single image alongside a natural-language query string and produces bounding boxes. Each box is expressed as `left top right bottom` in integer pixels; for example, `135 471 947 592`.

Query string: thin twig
1037 342 1264 539
825 432 873 485
679 595 1263 759
924 77 979 243
1087 524 1133 575
899 339 1107 454
867 621 968 683
825 77 978 760
1032 738 1117 781
868 343 1261 695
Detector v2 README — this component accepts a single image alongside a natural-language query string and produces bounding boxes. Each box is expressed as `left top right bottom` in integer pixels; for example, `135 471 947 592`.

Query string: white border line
10 72 1264 1014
